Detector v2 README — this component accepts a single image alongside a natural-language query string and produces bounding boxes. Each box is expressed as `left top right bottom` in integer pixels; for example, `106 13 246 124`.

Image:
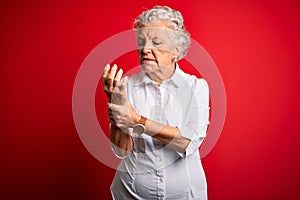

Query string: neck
147 64 176 85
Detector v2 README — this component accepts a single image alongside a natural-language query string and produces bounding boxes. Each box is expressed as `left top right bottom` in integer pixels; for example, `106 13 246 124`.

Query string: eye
137 38 145 46
153 40 162 46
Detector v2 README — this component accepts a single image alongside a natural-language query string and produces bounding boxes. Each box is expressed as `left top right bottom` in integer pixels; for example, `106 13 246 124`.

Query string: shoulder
178 68 209 91
120 72 142 86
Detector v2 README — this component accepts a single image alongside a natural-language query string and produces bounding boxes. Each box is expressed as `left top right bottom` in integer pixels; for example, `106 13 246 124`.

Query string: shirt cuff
176 124 208 158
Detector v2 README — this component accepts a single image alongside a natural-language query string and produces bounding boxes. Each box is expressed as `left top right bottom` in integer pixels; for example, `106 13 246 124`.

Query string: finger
118 76 129 104
108 108 113 116
107 102 122 111
120 76 128 92
113 68 123 87
108 117 116 124
102 64 110 85
108 111 116 123
108 108 117 118
108 64 118 92
108 113 114 118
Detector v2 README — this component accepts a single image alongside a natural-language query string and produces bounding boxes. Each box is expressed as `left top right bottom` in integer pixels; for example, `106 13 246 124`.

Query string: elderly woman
102 6 210 200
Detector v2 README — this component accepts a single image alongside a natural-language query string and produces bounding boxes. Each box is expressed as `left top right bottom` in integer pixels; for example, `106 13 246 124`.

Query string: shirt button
159 177 163 182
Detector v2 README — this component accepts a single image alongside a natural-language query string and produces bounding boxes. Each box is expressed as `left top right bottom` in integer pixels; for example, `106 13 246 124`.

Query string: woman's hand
102 64 123 101
108 102 140 130
107 76 130 124
102 64 140 129
111 76 128 106
107 77 140 129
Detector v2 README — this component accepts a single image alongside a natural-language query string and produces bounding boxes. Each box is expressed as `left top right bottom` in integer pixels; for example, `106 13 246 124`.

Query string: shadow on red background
1 0 300 199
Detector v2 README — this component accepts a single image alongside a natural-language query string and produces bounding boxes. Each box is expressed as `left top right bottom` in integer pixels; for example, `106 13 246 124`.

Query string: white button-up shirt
110 66 210 200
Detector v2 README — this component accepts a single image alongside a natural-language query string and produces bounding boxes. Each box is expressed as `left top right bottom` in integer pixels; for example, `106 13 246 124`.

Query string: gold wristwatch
133 115 147 134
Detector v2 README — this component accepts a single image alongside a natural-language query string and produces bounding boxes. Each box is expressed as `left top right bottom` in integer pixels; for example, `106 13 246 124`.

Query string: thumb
120 76 129 103
120 76 128 91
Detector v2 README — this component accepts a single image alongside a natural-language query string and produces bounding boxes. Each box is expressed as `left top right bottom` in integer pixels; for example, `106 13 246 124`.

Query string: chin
141 63 157 72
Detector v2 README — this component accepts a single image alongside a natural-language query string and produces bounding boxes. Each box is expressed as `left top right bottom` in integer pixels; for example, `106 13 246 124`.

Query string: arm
144 118 190 153
102 64 134 158
110 123 133 158
104 65 209 156
108 104 190 153
109 78 210 156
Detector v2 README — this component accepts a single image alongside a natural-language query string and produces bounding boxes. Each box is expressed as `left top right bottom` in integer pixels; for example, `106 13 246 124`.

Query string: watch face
133 124 146 134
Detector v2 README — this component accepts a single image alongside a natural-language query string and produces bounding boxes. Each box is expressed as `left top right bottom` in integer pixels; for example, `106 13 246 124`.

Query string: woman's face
137 22 180 80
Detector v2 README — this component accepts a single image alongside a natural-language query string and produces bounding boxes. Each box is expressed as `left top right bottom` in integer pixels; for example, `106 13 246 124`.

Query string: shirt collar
134 64 186 88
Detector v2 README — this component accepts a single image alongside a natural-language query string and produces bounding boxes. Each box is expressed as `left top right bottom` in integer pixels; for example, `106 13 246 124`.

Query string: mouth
141 58 156 63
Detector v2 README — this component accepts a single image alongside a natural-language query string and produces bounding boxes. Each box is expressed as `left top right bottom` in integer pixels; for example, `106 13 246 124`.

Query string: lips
142 58 156 63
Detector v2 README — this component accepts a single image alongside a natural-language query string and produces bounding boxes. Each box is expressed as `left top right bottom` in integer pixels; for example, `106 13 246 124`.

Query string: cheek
137 50 142 58
156 51 174 63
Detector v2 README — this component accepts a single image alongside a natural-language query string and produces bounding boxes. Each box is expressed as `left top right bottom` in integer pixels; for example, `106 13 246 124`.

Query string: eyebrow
137 34 162 41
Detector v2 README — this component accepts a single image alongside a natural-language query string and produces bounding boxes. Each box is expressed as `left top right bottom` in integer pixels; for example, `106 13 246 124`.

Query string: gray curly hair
133 6 191 61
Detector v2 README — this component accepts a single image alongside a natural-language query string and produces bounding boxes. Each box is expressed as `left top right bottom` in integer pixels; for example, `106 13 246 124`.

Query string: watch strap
138 115 147 126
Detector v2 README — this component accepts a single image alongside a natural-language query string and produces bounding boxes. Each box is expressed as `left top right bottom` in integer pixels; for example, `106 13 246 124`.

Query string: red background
1 0 300 199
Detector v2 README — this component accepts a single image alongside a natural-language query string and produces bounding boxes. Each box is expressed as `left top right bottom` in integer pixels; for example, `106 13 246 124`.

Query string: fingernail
113 64 117 68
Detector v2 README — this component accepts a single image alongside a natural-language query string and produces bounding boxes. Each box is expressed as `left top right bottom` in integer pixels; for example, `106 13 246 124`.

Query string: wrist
134 115 141 124
132 115 147 134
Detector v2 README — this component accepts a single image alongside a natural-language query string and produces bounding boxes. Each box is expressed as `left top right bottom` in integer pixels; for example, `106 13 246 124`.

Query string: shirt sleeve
178 78 210 158
110 143 132 159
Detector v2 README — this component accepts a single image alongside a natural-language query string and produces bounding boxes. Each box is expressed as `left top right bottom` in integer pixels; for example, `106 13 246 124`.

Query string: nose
141 41 152 54
142 47 151 54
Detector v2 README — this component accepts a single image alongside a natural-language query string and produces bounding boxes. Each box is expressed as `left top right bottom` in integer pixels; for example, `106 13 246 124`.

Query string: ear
175 44 183 58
